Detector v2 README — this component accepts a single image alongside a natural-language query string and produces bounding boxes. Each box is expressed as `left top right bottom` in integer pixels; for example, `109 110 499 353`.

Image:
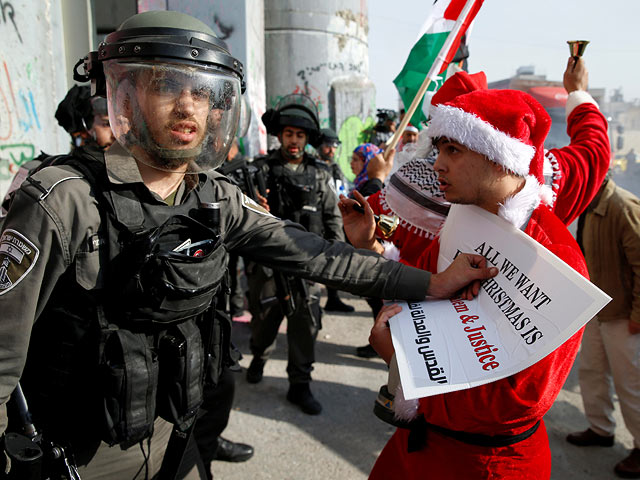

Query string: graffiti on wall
296 61 364 85
0 58 41 183
1 1 22 43
337 115 374 182
0 1 67 200
268 83 330 130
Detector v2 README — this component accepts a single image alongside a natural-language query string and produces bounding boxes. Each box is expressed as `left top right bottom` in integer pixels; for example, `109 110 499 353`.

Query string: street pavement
212 292 634 480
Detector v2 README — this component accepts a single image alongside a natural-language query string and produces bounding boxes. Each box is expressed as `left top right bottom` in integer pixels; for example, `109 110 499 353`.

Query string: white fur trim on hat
427 104 536 177
566 90 598 118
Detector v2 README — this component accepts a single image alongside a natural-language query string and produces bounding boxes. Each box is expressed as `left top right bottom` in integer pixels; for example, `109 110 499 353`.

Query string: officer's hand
367 149 395 182
629 320 640 335
255 189 270 212
428 253 498 300
369 303 402 365
338 191 382 253
564 57 588 93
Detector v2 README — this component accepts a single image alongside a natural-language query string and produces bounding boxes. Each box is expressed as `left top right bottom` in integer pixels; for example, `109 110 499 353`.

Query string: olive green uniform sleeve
0 166 99 435
317 166 345 242
211 173 431 300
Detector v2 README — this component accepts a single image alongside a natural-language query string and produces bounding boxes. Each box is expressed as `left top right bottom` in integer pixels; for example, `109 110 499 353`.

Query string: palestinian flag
393 0 483 128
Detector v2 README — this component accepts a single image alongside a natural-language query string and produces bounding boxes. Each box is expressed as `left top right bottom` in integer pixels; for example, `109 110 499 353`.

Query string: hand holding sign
370 303 403 364
428 253 498 299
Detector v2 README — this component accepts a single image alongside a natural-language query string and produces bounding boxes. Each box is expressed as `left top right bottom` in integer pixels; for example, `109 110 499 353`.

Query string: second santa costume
369 89 589 479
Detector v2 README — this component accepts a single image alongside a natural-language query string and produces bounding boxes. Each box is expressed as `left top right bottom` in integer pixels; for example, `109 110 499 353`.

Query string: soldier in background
316 128 354 313
368 108 397 147
245 95 346 415
54 84 115 151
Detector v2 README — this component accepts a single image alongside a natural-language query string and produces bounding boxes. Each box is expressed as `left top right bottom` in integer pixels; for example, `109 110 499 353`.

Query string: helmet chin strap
153 144 203 159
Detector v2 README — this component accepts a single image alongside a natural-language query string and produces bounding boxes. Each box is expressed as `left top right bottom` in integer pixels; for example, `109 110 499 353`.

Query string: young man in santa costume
342 87 591 479
364 57 608 265
350 57 609 365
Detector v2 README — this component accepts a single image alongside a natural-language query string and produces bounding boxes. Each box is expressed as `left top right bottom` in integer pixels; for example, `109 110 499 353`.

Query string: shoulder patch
241 194 273 217
21 165 86 202
0 229 39 295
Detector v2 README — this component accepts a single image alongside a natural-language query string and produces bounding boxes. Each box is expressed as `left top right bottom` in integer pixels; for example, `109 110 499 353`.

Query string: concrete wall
0 0 70 199
265 0 375 179
0 0 375 200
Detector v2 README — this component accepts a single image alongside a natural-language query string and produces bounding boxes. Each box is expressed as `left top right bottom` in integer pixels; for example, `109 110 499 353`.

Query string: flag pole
385 0 478 156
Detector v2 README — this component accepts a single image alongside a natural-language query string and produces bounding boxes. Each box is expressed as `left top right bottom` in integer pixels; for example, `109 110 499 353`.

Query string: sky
368 0 640 110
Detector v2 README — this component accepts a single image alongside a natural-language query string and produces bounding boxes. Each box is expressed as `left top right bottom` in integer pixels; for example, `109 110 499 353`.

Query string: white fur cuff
566 90 598 118
393 382 420 421
381 241 401 261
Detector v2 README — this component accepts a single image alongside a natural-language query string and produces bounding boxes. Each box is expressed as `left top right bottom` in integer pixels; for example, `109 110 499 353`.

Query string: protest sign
390 204 611 400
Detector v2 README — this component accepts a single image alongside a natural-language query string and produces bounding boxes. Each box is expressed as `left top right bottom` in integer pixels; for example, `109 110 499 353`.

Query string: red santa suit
370 89 591 479
545 92 610 225
371 187 588 480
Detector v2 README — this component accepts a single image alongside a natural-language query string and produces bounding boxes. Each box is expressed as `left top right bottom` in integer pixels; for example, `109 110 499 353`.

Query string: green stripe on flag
393 31 449 129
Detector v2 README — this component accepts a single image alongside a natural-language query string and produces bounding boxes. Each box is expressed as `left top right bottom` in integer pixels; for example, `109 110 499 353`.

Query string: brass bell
377 214 399 239
567 40 589 58
351 203 399 240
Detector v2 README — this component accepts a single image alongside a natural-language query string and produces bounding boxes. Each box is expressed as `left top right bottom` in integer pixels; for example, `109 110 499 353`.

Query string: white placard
390 205 611 400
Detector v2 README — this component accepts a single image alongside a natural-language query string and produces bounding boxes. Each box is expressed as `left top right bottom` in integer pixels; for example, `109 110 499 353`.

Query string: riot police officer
368 108 397 146
245 95 347 415
54 84 116 151
317 128 345 196
0 10 495 479
316 128 354 313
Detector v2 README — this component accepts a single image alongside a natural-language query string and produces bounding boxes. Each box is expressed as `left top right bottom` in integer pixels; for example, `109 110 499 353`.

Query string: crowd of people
0 8 638 480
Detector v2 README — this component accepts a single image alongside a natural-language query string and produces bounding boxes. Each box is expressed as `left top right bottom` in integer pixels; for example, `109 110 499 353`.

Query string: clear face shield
104 60 241 173
236 94 252 139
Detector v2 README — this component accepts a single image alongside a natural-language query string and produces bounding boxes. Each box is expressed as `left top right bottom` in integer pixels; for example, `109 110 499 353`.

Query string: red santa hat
427 89 551 193
404 123 419 133
431 71 488 107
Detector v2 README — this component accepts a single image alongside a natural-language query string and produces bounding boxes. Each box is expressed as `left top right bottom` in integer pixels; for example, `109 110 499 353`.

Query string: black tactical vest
262 153 326 236
19 147 231 462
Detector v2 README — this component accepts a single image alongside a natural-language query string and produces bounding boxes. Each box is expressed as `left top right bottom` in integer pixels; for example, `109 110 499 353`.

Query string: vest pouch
200 307 235 386
99 328 158 449
157 321 204 430
120 215 228 324
298 207 324 236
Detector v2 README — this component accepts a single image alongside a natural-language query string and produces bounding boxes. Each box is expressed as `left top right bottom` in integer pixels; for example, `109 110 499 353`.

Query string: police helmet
261 94 321 148
55 85 94 134
74 10 245 172
319 128 341 148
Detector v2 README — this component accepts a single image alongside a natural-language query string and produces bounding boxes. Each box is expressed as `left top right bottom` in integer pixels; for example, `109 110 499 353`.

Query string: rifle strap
155 420 197 480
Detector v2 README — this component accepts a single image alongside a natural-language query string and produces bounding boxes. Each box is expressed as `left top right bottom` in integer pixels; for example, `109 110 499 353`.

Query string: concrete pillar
265 0 375 179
